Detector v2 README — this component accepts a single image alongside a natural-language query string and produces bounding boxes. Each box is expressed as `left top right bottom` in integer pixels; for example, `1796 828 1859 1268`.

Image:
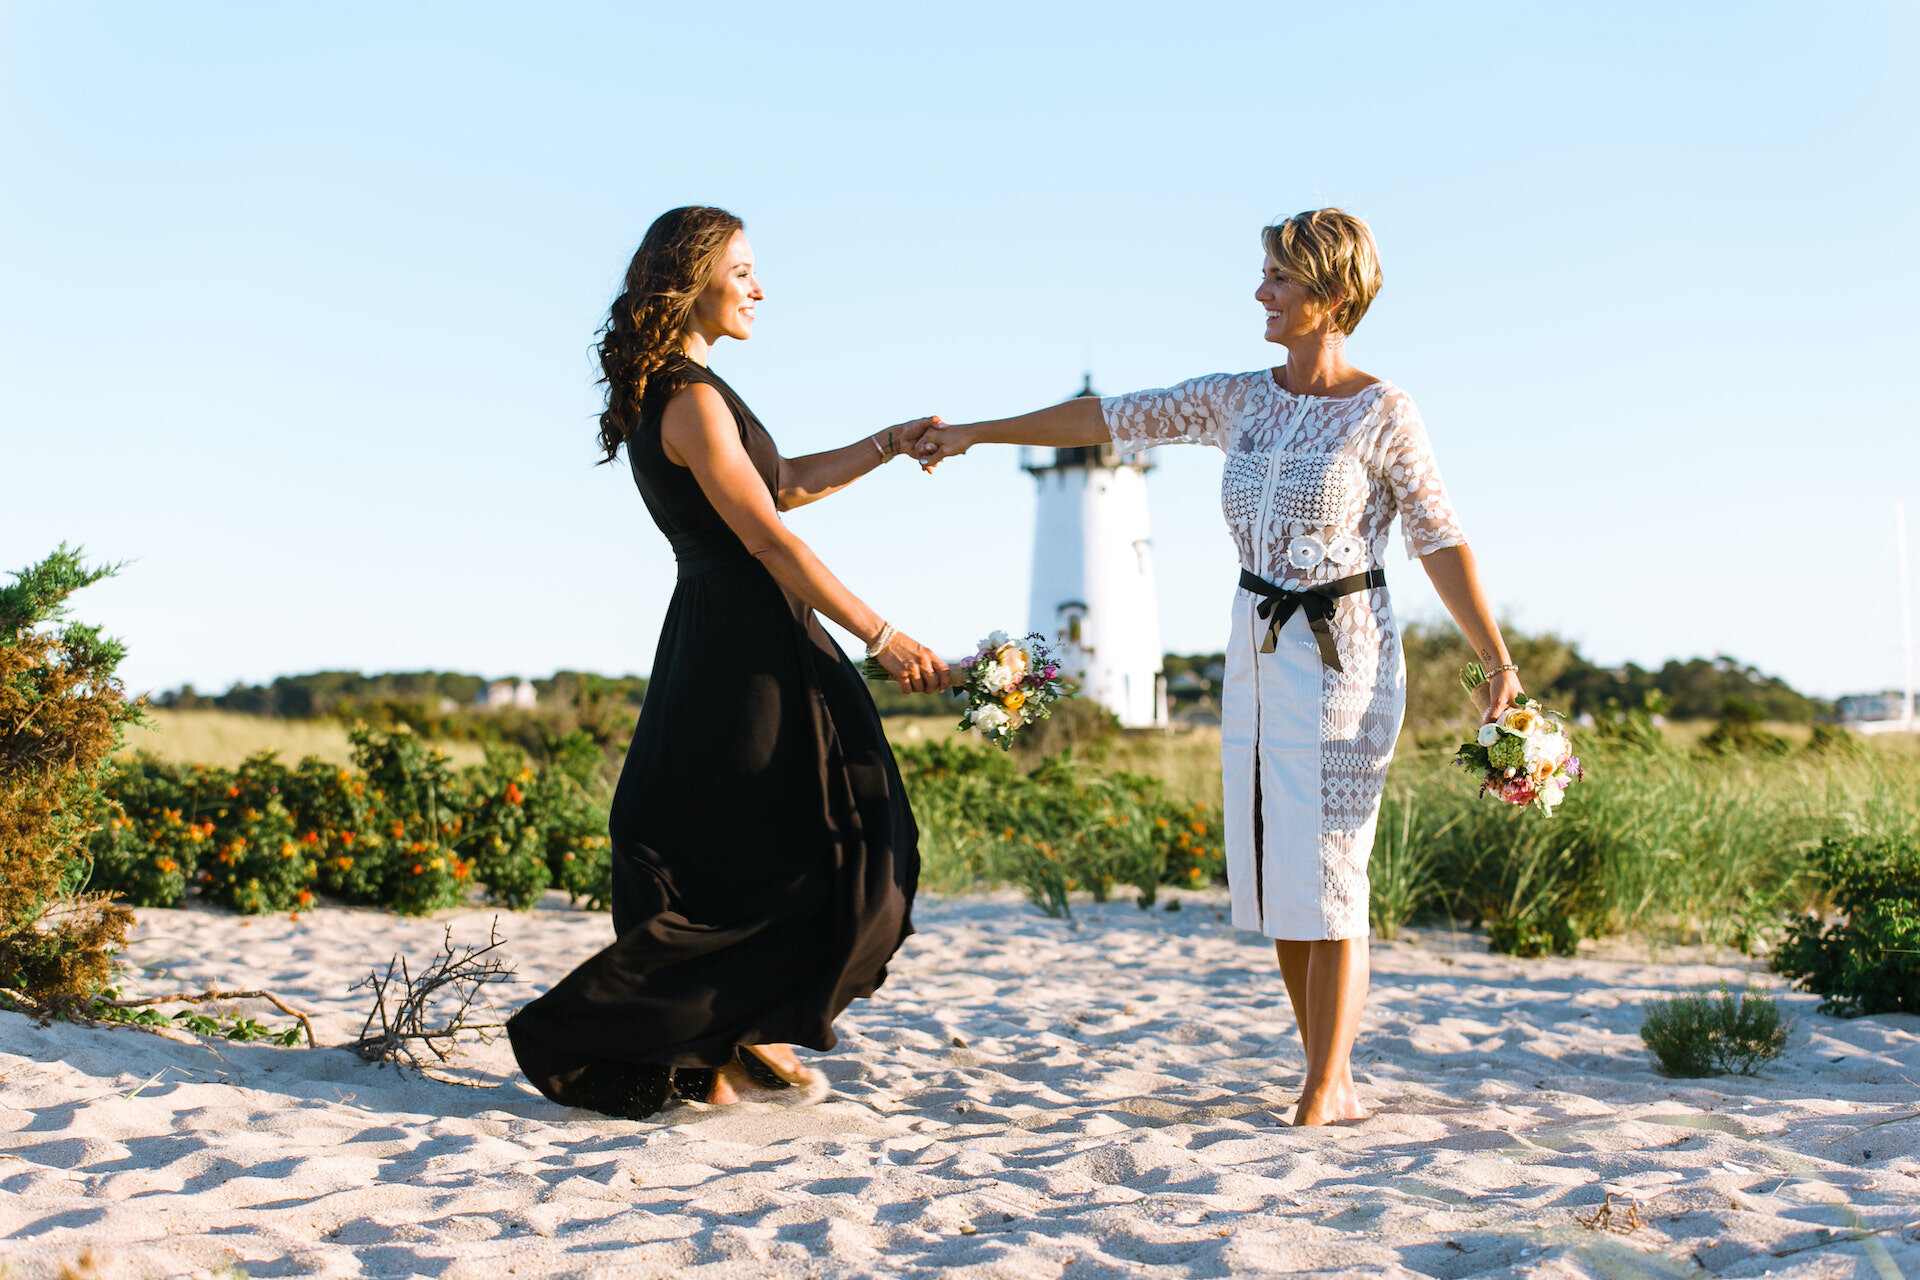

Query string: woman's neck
1279 333 1359 395
679 328 715 368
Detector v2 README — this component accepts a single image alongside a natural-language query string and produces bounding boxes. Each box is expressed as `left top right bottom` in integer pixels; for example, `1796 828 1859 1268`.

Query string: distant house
476 679 538 711
1837 691 1913 729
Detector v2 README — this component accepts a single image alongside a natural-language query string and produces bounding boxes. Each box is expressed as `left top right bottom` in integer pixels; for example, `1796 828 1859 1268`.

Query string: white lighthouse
1024 376 1168 728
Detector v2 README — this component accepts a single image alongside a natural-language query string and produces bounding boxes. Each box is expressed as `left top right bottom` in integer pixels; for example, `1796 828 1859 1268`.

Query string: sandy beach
2 893 1915 1279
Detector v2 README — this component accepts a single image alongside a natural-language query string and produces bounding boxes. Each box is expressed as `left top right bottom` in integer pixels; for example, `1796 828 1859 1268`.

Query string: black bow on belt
1238 568 1386 673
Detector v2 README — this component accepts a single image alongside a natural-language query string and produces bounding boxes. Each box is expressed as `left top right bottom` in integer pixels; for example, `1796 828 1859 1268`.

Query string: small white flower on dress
1325 534 1365 568
1286 535 1326 570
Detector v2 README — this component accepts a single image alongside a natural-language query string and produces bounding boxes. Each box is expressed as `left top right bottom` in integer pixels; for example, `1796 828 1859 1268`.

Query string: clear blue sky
5 3 1916 700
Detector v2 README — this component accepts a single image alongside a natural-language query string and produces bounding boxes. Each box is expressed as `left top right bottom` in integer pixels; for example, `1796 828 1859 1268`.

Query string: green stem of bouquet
1459 660 1487 698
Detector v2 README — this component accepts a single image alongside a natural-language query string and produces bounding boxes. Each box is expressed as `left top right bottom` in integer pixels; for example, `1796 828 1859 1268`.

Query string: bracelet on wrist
865 622 897 658
871 432 890 462
1487 663 1519 676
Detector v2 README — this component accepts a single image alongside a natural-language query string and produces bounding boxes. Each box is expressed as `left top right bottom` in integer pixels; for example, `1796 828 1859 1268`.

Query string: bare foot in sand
704 1060 754 1106
706 1045 818 1104
1292 1073 1369 1126
742 1043 817 1087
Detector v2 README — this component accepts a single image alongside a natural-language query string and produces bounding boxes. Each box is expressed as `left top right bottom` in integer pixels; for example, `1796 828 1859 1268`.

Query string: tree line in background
151 622 1828 737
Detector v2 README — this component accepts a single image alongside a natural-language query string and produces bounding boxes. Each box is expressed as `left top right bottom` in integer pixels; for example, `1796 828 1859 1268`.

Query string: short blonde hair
1262 208 1382 334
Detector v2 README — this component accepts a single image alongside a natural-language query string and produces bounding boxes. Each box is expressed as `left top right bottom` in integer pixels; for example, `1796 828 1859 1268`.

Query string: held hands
895 420 968 471
879 417 942 461
873 629 951 695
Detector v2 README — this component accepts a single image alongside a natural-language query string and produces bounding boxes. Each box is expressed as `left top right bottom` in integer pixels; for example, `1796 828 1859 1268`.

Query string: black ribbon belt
1238 567 1386 672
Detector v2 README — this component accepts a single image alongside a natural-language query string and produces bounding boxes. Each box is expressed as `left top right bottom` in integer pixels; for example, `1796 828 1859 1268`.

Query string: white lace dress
1103 369 1466 940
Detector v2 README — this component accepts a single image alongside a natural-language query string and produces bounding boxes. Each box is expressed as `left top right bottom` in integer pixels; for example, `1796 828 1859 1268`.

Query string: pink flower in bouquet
1494 776 1537 806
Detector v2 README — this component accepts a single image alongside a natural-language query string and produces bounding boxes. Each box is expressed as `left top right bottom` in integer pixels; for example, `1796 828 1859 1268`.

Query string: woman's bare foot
742 1043 817 1087
1292 1073 1369 1126
704 1060 753 1105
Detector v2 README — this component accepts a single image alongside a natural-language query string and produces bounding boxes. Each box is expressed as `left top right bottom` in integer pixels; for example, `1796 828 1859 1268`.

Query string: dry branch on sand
349 920 514 1085
93 987 320 1047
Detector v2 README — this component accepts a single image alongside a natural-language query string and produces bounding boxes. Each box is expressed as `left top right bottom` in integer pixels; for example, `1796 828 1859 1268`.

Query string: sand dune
2 893 1915 1278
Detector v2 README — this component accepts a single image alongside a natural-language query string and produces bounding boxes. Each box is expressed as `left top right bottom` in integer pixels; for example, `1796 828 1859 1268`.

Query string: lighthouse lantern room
1023 376 1168 728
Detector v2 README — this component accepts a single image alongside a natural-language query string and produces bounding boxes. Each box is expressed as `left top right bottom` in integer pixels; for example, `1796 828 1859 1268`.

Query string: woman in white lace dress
914 209 1522 1125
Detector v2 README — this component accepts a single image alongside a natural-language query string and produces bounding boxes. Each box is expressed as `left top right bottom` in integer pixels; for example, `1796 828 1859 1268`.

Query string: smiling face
689 230 763 342
1254 256 1343 345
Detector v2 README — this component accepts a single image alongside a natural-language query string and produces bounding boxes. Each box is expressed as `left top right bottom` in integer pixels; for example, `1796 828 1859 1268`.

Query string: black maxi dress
506 361 919 1117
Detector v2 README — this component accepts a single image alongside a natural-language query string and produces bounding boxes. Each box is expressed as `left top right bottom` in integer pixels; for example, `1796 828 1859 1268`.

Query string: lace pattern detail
1273 452 1361 525
1103 369 1466 940
1099 372 1244 456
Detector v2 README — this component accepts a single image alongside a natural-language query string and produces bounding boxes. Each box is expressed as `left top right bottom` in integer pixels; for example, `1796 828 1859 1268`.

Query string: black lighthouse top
1022 374 1152 473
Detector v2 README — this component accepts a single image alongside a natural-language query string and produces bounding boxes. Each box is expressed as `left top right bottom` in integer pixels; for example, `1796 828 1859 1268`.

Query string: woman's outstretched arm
1420 544 1521 722
661 384 949 693
911 397 1109 464
774 417 940 510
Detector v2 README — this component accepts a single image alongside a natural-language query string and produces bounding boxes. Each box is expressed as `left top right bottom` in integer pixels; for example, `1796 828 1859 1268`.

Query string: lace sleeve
1100 373 1235 455
1380 394 1466 559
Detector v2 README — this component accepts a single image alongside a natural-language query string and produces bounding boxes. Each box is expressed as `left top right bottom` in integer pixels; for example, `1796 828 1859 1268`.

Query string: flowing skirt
507 557 918 1108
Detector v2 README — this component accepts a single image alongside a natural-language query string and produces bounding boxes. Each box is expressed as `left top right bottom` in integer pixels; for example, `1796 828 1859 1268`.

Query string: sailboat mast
1898 499 1914 729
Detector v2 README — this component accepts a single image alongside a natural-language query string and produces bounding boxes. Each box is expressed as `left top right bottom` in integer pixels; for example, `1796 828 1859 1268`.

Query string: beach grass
121 708 486 769
1377 727 1920 949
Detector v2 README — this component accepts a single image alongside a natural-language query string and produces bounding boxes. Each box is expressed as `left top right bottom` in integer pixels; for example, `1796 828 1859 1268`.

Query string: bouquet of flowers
862 630 1069 751
1452 662 1583 815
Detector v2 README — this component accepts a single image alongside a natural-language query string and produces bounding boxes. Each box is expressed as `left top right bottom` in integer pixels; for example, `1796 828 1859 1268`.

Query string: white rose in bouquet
1525 731 1571 769
1476 722 1501 747
970 703 1011 733
977 660 1013 694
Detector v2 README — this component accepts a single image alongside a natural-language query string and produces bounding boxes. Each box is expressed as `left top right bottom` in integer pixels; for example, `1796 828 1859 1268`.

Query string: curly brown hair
595 206 745 464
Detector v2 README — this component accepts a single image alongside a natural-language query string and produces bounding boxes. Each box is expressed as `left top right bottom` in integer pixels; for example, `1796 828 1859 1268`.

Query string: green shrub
1772 835 1919 1017
459 750 554 911
1804 724 1863 758
89 756 206 908
1640 982 1789 1076
0 547 142 1017
1698 698 1792 757
525 731 616 909
346 725 468 914
282 756 379 902
900 743 1224 918
196 753 315 914
90 725 612 918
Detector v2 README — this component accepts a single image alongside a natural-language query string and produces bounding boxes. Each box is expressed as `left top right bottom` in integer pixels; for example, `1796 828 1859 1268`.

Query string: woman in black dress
507 206 948 1118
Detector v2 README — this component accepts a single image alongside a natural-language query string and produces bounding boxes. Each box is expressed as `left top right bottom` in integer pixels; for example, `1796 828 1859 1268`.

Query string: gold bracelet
871 432 889 462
